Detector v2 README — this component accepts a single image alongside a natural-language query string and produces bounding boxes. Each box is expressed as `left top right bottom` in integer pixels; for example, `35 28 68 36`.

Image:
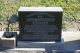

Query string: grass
0 0 80 31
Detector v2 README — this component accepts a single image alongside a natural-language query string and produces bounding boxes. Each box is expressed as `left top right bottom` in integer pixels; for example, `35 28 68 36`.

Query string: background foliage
0 0 80 31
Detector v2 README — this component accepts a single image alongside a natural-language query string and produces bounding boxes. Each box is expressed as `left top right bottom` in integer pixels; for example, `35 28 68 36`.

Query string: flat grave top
18 7 63 12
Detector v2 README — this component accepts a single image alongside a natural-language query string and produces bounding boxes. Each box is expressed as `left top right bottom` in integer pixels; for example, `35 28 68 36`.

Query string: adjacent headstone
18 7 63 41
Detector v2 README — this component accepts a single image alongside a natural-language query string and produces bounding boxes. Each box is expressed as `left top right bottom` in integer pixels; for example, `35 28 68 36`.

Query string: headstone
18 7 63 41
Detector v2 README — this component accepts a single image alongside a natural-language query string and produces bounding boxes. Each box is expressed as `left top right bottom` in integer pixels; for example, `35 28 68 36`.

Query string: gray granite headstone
18 7 63 41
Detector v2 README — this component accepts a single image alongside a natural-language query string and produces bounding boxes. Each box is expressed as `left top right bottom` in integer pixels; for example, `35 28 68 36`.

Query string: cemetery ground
0 31 80 53
0 19 80 32
0 0 80 53
0 0 80 31
63 20 80 31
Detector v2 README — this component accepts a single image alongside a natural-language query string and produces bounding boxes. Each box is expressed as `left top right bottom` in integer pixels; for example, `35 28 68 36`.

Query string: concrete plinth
1 37 16 48
0 31 16 48
17 38 64 51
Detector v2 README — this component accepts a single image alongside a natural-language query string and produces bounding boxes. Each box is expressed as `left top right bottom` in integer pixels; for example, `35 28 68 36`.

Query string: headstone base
17 38 64 50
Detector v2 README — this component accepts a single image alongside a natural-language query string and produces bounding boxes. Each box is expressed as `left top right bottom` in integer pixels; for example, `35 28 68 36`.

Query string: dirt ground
63 20 80 31
0 20 80 31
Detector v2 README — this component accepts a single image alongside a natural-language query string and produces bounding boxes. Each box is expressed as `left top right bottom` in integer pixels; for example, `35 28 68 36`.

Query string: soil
64 20 80 31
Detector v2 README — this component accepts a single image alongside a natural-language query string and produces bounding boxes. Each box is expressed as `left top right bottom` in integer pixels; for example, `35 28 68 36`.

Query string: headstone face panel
18 7 63 41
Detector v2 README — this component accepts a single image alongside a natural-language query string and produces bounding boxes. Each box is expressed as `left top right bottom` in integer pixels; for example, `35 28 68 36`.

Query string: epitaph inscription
18 7 63 41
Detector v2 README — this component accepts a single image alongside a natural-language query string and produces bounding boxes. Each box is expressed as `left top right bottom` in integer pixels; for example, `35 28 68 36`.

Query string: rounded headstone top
18 7 63 12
